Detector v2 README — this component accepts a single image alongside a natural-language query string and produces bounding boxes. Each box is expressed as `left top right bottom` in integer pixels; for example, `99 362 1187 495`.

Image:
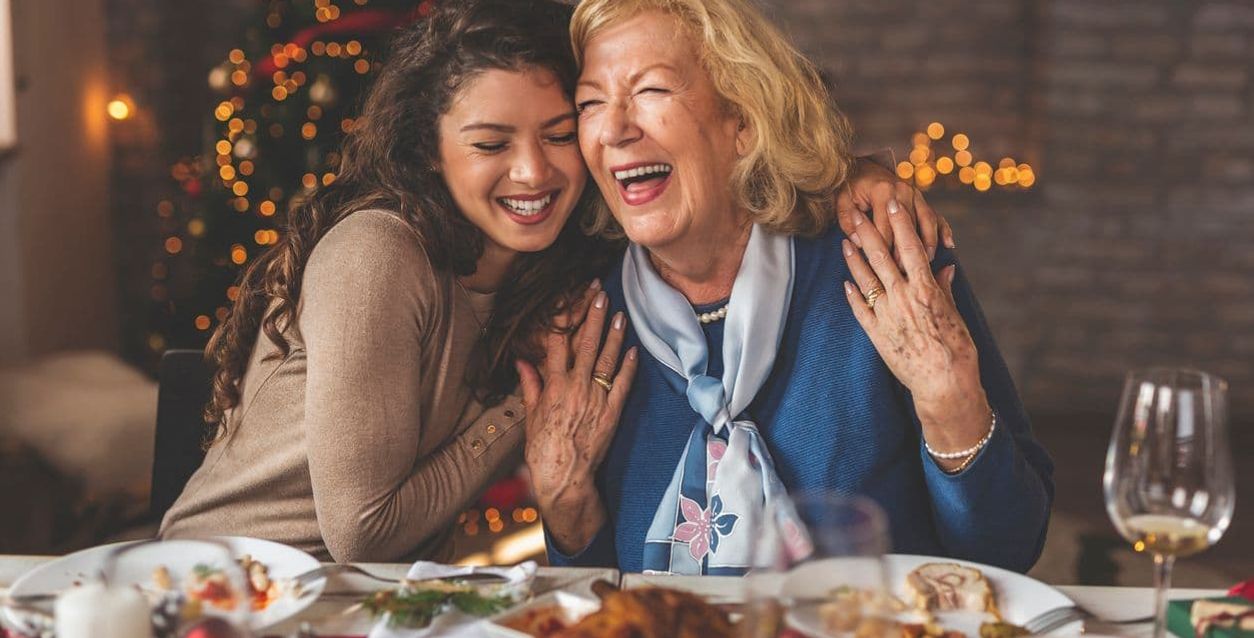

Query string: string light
902 122 1035 193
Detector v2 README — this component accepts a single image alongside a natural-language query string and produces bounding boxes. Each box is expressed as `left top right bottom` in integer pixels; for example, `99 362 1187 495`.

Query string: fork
1024 604 1156 634
291 564 507 590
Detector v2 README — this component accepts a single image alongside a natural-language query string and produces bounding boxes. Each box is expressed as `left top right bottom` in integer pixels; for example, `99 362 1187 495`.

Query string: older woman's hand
841 207 991 472
836 157 955 261
515 280 639 553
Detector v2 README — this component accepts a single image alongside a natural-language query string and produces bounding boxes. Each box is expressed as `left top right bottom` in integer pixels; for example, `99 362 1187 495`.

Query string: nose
598 100 642 148
509 139 554 187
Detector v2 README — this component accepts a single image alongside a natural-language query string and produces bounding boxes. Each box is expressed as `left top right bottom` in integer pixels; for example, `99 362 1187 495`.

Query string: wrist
915 389 991 452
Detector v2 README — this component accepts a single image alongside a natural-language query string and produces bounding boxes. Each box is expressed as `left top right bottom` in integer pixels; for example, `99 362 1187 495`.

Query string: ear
734 114 753 157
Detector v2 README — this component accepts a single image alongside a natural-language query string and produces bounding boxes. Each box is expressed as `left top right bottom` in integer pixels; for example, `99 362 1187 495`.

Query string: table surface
0 554 1225 637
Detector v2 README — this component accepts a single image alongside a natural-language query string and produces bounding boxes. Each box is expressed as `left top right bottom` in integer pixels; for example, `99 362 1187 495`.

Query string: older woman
520 0 1053 574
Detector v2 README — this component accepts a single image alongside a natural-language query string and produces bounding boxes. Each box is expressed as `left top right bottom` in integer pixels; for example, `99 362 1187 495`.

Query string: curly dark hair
203 0 622 438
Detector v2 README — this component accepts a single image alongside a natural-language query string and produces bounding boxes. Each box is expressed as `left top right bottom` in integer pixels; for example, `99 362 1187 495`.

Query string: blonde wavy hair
571 0 855 236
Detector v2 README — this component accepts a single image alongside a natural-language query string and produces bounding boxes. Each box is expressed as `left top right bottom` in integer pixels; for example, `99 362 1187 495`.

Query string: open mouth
497 191 555 216
614 164 673 191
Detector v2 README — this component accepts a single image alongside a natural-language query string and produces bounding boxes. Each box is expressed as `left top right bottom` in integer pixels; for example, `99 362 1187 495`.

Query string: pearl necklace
697 305 728 324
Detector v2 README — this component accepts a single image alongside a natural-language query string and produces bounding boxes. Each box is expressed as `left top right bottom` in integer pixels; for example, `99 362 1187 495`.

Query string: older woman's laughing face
575 11 752 252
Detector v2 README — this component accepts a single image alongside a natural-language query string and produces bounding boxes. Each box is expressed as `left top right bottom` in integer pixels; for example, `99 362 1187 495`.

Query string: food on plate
552 587 735 638
500 604 571 636
820 585 911 632
146 555 298 613
977 621 1029 638
358 583 514 629
905 563 1001 620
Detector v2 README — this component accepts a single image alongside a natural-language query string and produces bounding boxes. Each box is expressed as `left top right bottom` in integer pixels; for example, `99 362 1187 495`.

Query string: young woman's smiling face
438 66 586 257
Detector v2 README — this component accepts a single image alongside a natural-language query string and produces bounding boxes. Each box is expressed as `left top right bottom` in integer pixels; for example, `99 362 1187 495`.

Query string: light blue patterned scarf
623 224 807 574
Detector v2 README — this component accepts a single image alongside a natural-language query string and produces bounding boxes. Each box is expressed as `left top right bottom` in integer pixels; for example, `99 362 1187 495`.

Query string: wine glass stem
1151 552 1176 638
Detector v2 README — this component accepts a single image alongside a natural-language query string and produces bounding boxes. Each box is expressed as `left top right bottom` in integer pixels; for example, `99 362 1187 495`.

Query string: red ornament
1230 580 1254 601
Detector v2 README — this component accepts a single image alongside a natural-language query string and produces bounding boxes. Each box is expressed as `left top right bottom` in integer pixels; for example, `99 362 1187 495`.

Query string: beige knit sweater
159 210 525 562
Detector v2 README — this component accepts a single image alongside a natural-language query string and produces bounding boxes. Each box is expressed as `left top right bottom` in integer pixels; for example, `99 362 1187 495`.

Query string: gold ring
591 373 613 392
864 286 884 309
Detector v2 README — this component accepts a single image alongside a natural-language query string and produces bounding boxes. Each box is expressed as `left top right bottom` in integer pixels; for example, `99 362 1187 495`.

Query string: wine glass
741 493 892 638
1104 368 1235 638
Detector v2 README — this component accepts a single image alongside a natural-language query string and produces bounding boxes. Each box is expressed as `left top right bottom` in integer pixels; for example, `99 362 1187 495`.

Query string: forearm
537 486 607 556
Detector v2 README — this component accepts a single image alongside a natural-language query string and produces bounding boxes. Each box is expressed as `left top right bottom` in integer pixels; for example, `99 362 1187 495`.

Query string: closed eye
547 132 577 144
576 99 604 113
472 142 507 152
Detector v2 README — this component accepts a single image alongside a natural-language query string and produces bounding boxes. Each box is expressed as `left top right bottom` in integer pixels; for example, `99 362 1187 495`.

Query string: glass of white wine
1105 367 1235 638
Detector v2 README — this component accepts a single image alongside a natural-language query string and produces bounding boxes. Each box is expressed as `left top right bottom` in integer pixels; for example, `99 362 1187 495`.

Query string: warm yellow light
341 118 355 133
974 161 993 176
230 245 248 265
958 166 976 184
936 157 954 174
233 198 251 212
259 200 277 216
909 147 929 165
272 86 288 101
215 307 230 322
228 49 246 64
311 41 326 56
107 96 133 120
255 230 270 245
896 161 915 180
239 160 254 176
955 150 972 167
215 140 232 155
195 315 212 331
999 157 1016 169
148 334 166 351
1018 169 1036 187
291 71 307 85
346 40 363 56
354 59 371 74
321 172 336 186
230 70 248 86
292 48 308 63
307 105 323 120
302 173 318 189
232 181 249 196
188 219 206 237
214 103 234 122
974 174 992 191
272 71 288 85
485 508 501 522
911 132 930 147
994 169 1009 186
227 286 240 301
164 237 183 254
219 165 236 181
326 42 343 57
301 122 317 140
916 164 936 184
228 117 244 133
926 122 945 140
216 154 231 167
951 134 970 151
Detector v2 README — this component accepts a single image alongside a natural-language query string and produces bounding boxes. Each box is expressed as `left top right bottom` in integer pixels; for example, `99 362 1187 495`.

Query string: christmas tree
149 0 433 353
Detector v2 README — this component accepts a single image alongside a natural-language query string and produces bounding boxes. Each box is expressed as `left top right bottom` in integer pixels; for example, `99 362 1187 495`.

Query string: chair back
150 349 213 520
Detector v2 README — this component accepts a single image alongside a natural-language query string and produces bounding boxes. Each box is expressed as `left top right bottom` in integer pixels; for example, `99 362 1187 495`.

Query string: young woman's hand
516 279 639 553
836 157 955 261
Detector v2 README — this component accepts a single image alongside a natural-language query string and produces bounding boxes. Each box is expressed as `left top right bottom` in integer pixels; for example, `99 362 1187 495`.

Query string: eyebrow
577 63 679 91
459 111 577 133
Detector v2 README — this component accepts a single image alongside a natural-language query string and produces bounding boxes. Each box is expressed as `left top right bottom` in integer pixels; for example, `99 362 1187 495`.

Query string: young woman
160 0 941 562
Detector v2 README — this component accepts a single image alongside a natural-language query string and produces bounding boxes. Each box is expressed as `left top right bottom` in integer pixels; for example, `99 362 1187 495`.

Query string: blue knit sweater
548 225 1054 573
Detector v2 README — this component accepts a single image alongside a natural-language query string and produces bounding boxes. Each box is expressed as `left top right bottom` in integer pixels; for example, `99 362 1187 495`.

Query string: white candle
54 582 153 638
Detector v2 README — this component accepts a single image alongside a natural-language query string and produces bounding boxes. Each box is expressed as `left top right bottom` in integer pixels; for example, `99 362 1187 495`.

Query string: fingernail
844 281 855 296
589 278 602 291
595 291 607 308
853 210 864 226
946 237 956 249
842 239 853 257
627 347 638 360
888 200 900 215
612 312 624 330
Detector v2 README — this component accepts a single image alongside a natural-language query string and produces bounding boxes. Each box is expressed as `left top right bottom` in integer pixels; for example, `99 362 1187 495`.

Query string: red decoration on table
1231 580 1254 601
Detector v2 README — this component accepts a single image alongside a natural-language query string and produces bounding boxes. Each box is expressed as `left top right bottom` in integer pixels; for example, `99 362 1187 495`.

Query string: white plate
484 591 601 637
780 554 1079 636
4 536 325 631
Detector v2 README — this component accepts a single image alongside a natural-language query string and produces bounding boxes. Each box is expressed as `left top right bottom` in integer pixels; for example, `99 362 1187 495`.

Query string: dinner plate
780 554 1079 636
4 536 325 631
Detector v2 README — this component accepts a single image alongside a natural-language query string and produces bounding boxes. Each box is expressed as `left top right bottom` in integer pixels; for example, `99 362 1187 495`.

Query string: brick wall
770 0 1254 416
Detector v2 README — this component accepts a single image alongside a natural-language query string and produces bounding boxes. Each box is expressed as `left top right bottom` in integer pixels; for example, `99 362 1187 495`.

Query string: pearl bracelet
924 409 997 460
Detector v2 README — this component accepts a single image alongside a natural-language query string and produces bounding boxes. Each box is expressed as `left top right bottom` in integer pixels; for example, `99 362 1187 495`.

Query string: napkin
1168 582 1254 638
366 561 536 638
